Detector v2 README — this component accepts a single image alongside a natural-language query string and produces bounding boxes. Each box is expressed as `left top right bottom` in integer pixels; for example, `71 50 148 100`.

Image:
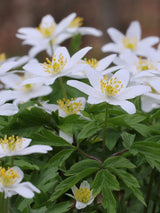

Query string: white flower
0 72 52 105
35 97 86 144
23 46 92 85
66 16 102 37
67 69 151 114
102 21 159 57
0 135 52 158
16 13 76 57
0 166 40 198
0 103 19 116
67 180 94 209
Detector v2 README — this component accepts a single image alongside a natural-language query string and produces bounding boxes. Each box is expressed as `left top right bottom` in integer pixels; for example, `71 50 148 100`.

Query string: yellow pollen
123 36 138 50
0 53 6 63
0 135 23 152
100 75 123 97
75 187 91 203
136 57 155 71
0 167 19 186
57 98 83 115
69 17 84 28
84 58 98 69
43 54 67 74
36 23 55 38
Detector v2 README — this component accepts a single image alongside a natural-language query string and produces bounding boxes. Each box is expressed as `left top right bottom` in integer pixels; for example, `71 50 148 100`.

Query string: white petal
80 180 90 189
126 21 141 40
71 185 78 196
97 54 116 71
77 27 102 36
76 201 87 209
118 85 151 100
59 131 73 144
112 69 130 88
70 47 92 64
107 27 124 43
16 145 52 155
139 36 159 47
86 69 102 90
119 100 136 114
101 43 119 53
11 166 24 184
0 104 18 116
67 80 94 96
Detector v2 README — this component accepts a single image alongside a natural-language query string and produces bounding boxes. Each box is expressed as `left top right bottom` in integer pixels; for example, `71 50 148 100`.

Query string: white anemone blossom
16 13 77 57
0 135 52 158
35 97 86 144
0 71 52 105
0 166 40 198
23 46 92 86
67 180 94 209
67 69 151 114
101 20 159 57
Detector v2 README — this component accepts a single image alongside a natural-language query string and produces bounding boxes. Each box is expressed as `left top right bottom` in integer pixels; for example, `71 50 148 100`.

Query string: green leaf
130 186 146 206
92 169 119 197
131 141 160 161
69 33 82 56
121 132 135 149
102 185 116 212
77 121 101 141
50 168 97 201
14 160 39 171
32 129 73 147
47 201 72 213
109 168 140 188
104 156 136 169
105 128 120 150
47 149 74 168
65 159 101 176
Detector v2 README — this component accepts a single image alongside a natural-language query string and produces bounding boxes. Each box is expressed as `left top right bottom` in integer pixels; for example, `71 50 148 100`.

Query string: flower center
123 36 138 50
57 98 83 115
84 58 98 69
0 53 6 63
0 135 23 152
36 23 55 38
69 17 83 28
43 54 67 74
136 57 155 71
0 167 19 186
75 187 91 203
100 75 123 97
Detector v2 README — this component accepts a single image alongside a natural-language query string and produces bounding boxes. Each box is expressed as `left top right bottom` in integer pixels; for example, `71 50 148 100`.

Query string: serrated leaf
50 168 97 201
104 156 136 169
102 185 116 212
130 186 146 206
47 201 72 213
32 129 73 147
14 160 39 171
131 141 160 161
121 132 135 149
105 128 120 150
65 159 101 176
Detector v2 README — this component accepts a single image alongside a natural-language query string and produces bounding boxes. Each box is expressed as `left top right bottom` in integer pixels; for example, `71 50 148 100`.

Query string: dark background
0 0 160 58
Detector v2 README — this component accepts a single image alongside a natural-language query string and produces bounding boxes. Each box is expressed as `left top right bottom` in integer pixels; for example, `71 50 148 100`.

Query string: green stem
58 77 67 99
102 103 108 161
143 168 156 213
0 192 4 213
49 40 54 56
4 197 8 213
152 172 160 213
78 148 102 164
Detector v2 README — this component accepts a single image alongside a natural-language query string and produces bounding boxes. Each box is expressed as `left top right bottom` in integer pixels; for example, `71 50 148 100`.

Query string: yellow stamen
0 167 19 186
0 135 23 152
0 53 6 63
136 57 155 71
123 36 138 50
75 187 91 203
36 23 55 38
69 17 84 28
43 54 67 74
84 58 98 69
57 98 83 115
100 75 123 97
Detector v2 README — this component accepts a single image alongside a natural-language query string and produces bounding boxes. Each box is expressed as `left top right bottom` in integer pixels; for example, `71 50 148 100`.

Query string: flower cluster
1 13 160 211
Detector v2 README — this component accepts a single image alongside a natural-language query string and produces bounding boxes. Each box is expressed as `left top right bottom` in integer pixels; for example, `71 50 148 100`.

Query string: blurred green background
0 0 160 58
